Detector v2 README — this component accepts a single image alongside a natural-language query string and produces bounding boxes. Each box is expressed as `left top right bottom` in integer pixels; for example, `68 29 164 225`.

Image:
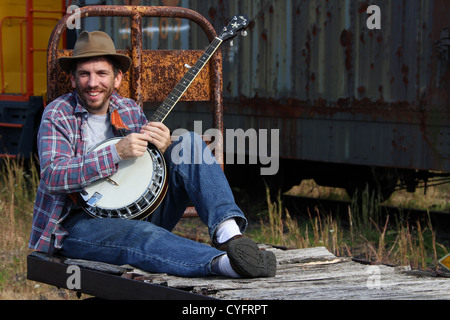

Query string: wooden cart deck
27 246 450 300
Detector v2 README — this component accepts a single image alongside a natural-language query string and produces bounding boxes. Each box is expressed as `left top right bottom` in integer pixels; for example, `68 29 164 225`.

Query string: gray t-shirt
85 113 121 163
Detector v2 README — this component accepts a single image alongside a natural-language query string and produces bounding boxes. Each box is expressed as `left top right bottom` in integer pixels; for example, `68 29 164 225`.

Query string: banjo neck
148 15 249 124
148 37 223 123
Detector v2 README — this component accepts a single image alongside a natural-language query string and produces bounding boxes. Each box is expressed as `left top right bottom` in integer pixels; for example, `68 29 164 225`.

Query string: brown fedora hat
58 31 131 73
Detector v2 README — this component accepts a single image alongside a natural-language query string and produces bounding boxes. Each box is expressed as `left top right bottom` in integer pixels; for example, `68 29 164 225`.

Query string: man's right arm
38 107 118 195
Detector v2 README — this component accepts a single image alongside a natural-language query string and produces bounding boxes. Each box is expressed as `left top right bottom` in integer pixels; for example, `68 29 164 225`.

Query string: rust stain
53 49 212 102
142 50 211 102
230 96 423 123
340 29 353 71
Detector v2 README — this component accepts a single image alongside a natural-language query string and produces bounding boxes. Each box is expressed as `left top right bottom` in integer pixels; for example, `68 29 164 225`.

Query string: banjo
81 15 249 220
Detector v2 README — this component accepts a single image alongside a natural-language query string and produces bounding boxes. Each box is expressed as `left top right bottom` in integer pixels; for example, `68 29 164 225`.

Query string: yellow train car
0 0 64 158
0 0 64 96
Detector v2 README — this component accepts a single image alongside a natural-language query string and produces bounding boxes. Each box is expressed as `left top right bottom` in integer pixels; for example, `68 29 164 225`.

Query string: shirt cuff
112 145 122 164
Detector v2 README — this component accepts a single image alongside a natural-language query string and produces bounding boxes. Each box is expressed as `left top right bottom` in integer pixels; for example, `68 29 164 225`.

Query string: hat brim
58 53 132 74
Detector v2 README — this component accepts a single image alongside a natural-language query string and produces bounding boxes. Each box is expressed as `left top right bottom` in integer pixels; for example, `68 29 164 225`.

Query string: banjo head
82 137 168 220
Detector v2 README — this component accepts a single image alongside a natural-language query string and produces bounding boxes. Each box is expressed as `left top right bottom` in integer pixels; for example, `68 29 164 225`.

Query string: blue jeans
60 132 247 277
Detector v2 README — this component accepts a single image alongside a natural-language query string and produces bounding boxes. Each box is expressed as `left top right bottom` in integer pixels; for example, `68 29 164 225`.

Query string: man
29 30 276 278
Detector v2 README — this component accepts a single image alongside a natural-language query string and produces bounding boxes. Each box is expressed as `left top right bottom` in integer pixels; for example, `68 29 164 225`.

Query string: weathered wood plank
30 247 450 300
124 247 450 300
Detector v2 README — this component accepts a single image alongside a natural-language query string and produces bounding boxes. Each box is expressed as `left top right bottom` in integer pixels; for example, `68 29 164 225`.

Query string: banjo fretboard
149 37 223 123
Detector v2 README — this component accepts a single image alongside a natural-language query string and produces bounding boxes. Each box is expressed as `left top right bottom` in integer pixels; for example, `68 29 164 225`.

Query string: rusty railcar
77 0 450 199
2 0 449 200
191 0 450 199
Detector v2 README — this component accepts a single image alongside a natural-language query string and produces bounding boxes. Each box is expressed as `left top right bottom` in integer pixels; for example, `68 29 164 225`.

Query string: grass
0 158 79 300
1 159 449 299
250 180 450 271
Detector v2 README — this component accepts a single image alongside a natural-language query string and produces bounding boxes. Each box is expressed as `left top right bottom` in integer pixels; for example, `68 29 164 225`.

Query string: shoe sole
227 238 277 278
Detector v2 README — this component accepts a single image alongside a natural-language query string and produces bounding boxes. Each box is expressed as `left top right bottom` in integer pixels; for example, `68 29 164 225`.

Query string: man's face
71 57 122 115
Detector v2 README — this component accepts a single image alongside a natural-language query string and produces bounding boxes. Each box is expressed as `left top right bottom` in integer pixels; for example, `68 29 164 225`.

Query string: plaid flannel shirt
29 91 147 253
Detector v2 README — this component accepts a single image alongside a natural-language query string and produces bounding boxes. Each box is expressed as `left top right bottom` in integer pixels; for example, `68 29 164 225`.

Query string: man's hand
115 133 152 160
140 122 171 154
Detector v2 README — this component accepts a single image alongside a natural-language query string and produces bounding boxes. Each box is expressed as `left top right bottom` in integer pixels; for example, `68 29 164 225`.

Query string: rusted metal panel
141 50 211 102
94 0 447 112
193 0 437 106
186 0 449 172
53 49 211 102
